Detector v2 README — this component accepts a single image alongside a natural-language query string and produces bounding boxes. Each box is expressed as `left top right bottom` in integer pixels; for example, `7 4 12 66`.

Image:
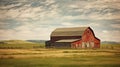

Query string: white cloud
61 22 74 26
0 29 17 40
102 30 109 33
88 22 101 27
0 24 55 40
111 24 120 28
69 4 78 9
95 30 120 42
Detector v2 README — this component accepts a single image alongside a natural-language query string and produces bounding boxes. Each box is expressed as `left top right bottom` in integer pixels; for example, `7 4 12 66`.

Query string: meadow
0 40 120 67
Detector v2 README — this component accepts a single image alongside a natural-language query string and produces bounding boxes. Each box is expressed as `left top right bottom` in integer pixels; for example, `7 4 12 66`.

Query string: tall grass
0 43 45 49
0 56 120 67
0 43 120 67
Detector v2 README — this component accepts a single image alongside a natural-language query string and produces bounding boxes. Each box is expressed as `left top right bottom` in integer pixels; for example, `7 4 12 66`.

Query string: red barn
45 27 100 48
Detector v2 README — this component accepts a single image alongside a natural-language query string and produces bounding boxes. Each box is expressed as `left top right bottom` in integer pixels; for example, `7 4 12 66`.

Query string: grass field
0 40 120 67
0 56 120 67
0 40 45 49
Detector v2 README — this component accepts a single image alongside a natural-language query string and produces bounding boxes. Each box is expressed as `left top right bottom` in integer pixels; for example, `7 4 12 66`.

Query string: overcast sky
0 0 120 42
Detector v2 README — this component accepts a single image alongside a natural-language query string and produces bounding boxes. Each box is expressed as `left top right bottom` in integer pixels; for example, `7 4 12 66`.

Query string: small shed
46 27 100 48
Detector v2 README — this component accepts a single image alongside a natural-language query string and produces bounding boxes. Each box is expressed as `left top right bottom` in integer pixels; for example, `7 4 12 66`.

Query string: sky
0 0 120 42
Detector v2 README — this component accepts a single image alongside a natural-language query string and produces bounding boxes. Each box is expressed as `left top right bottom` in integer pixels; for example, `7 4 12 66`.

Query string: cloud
0 22 56 40
60 0 120 20
0 0 120 41
110 24 120 28
0 2 22 9
101 30 120 42
102 30 109 33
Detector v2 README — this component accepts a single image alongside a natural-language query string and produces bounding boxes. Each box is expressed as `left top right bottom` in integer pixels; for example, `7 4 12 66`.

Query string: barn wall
81 28 96 48
94 38 100 48
82 28 95 42
71 40 82 48
51 36 81 41
45 41 54 48
52 42 71 48
71 28 100 48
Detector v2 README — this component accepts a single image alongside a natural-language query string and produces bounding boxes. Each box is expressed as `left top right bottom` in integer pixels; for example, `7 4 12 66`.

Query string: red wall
71 28 100 48
94 38 100 48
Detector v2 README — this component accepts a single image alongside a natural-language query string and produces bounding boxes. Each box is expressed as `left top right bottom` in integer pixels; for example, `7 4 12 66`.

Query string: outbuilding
46 27 100 48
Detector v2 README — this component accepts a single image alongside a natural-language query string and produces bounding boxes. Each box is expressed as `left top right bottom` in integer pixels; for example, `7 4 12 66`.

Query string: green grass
100 44 120 50
0 40 45 49
0 48 120 67
0 41 120 67
0 56 120 67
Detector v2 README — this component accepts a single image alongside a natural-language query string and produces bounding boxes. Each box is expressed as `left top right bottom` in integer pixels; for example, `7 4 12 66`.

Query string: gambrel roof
51 27 89 36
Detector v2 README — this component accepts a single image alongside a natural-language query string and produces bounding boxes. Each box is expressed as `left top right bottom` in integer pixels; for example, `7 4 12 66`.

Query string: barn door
90 42 94 48
82 42 85 48
86 42 90 48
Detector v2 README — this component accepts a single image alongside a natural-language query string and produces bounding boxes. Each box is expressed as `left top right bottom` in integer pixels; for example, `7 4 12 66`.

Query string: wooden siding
52 42 71 48
71 28 100 48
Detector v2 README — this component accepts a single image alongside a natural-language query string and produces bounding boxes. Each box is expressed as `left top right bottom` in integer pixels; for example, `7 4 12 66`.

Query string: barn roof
56 39 80 42
51 27 89 36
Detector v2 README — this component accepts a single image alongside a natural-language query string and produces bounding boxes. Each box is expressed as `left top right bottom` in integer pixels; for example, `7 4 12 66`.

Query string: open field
0 34 118 67
0 40 45 49
0 44 120 67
